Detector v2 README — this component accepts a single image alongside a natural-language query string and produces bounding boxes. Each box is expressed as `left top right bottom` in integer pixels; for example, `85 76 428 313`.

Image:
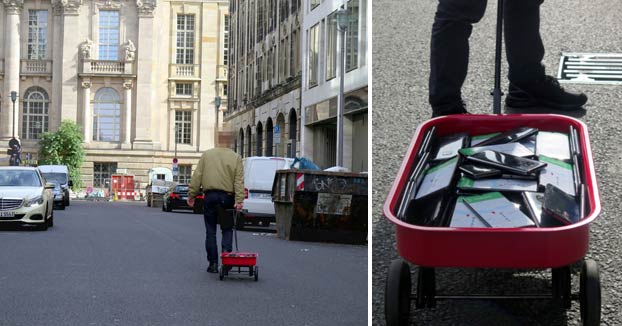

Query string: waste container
272 169 368 244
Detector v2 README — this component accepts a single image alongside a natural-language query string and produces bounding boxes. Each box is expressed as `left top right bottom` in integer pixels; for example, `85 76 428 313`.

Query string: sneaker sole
506 94 587 111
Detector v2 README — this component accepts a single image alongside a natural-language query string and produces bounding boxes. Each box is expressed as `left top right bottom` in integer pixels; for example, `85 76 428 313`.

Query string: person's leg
429 0 488 116
504 0 587 110
220 193 235 253
203 192 219 272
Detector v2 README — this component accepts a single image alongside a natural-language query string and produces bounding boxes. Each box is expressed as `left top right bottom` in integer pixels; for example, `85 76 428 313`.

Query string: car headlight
25 196 44 207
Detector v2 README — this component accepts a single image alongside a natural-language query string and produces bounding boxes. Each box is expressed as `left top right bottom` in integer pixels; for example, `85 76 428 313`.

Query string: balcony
169 64 200 79
81 60 133 76
20 60 52 76
216 65 227 81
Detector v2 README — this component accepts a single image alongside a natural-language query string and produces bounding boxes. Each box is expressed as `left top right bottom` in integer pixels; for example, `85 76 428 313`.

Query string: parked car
38 165 72 207
241 157 294 227
0 167 55 230
50 181 66 210
162 184 204 214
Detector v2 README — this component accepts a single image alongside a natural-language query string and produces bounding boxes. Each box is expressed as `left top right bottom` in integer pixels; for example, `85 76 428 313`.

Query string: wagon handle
492 0 504 114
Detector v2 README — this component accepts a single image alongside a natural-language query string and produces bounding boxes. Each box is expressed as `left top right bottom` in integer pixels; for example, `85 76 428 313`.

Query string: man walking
187 131 244 273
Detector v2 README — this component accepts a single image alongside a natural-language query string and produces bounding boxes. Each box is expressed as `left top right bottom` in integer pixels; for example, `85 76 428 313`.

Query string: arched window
266 118 273 157
246 126 252 157
256 122 263 156
288 109 297 158
93 88 121 142
239 128 245 157
21 87 49 140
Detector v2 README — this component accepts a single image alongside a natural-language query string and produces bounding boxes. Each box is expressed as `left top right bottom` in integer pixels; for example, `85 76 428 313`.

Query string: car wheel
162 202 166 211
48 214 54 228
65 196 70 207
166 203 173 212
147 195 151 207
59 202 66 210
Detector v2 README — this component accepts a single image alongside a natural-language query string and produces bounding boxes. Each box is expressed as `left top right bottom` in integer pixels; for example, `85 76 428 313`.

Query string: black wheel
65 197 70 206
162 202 166 211
580 259 600 326
385 259 411 326
219 266 224 281
249 266 254 277
415 267 435 309
48 210 54 228
166 203 173 212
254 266 258 282
147 195 151 207
552 266 572 308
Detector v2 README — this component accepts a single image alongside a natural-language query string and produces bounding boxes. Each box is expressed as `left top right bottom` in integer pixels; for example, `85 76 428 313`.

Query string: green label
457 177 474 188
459 148 476 156
463 192 504 203
539 155 572 170
425 157 458 175
472 132 500 141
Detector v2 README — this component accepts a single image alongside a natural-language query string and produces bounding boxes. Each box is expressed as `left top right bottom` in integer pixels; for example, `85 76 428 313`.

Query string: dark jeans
429 0 545 109
203 191 234 265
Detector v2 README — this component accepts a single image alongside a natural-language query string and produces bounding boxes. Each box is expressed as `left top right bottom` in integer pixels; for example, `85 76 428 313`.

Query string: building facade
225 0 302 159
301 0 367 172
0 0 229 190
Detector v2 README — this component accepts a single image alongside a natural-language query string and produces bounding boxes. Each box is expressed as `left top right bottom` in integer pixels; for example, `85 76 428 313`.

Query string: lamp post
214 95 222 145
335 8 348 168
10 91 18 139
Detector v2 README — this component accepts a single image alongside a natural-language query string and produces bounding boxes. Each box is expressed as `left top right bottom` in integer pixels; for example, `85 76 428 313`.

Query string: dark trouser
429 0 545 109
203 191 234 265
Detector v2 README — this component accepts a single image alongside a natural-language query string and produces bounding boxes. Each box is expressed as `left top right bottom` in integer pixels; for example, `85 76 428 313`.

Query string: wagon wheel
416 267 436 308
552 266 571 308
580 259 600 326
254 266 259 282
219 266 224 281
385 259 411 326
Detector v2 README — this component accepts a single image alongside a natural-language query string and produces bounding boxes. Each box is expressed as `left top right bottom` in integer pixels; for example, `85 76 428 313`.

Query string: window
21 87 49 140
175 111 192 144
176 83 193 96
257 0 264 41
178 165 192 184
176 15 195 64
28 10 48 60
308 24 319 87
223 15 230 66
325 11 338 80
346 0 359 71
93 88 121 142
98 11 119 60
93 162 117 188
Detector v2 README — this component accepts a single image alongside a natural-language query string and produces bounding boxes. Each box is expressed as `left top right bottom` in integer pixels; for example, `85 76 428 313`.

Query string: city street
373 0 622 325
0 201 367 326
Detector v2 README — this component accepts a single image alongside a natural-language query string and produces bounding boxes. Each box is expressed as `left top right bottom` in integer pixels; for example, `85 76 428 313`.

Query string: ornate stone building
0 0 229 190
225 0 302 159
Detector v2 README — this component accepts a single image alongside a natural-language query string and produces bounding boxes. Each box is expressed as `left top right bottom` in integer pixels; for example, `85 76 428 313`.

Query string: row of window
18 87 193 144
308 1 360 88
93 163 192 188
22 9 222 65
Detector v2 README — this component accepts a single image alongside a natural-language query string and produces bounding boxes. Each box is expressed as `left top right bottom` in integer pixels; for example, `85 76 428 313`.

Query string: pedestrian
187 130 244 274
429 0 588 117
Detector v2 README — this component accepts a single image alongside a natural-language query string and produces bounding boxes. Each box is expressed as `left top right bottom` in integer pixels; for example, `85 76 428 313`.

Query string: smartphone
417 126 436 159
465 150 547 175
430 132 469 161
542 184 580 225
476 127 538 146
459 164 502 179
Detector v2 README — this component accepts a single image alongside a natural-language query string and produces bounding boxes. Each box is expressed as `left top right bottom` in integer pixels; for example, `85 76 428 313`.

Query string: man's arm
188 155 205 204
233 155 244 211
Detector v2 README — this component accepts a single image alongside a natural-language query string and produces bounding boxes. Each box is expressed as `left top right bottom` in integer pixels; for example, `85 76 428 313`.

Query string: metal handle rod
233 210 239 251
493 0 504 114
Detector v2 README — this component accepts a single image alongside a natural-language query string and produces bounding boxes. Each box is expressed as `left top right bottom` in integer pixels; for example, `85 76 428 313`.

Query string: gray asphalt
373 0 622 325
0 200 367 326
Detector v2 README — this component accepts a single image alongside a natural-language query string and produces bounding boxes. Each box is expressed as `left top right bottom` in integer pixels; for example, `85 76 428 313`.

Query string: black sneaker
431 101 468 118
207 264 218 273
506 76 587 110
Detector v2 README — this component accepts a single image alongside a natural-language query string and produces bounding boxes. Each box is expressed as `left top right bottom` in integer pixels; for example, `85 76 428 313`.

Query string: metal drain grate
557 53 622 85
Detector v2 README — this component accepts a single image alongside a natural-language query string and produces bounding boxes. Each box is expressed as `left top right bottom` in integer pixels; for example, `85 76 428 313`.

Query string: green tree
38 120 86 190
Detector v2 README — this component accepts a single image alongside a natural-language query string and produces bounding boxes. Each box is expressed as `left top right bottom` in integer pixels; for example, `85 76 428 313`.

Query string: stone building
225 0 302 159
0 0 229 190
301 0 367 172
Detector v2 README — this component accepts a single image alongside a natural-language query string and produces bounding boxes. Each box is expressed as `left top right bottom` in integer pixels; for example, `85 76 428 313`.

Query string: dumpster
272 169 368 244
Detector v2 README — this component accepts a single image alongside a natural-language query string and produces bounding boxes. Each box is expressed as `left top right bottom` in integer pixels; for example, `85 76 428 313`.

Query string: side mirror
68 180 73 187
45 183 55 189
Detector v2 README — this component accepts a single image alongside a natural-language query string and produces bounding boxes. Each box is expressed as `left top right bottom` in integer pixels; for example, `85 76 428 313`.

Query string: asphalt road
0 200 367 326
373 0 622 325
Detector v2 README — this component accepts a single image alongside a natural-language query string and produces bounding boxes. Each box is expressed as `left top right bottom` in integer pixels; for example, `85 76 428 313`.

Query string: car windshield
0 170 42 187
42 172 67 184
175 185 189 192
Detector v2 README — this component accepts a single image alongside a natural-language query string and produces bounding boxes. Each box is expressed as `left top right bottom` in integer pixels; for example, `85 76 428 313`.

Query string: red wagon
383 113 602 325
219 210 259 281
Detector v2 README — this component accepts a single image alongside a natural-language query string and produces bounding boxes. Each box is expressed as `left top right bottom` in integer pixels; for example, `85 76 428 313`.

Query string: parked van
38 165 72 207
241 157 293 227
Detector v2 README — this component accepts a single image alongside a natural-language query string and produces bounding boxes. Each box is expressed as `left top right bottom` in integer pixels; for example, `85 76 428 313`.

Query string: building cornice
136 0 157 17
51 0 83 15
2 0 24 14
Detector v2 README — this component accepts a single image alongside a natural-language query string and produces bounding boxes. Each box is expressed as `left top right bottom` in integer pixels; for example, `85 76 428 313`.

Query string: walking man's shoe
431 101 468 118
207 264 218 273
506 76 588 110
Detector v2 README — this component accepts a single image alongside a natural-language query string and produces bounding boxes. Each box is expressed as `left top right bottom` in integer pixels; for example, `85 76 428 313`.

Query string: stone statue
80 38 94 60
124 40 136 62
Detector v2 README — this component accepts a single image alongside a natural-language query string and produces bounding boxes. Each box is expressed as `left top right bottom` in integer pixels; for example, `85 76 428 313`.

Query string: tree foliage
38 120 85 190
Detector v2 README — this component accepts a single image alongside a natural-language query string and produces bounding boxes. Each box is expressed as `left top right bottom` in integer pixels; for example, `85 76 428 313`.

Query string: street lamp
10 91 18 139
335 8 348 168
214 95 222 145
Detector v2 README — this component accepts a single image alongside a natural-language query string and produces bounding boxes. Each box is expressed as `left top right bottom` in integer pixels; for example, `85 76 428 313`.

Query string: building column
50 2 64 132
58 0 82 122
122 79 133 147
81 78 91 143
133 0 157 149
2 0 23 140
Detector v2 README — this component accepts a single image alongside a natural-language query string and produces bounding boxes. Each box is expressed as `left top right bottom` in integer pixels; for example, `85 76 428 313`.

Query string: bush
38 120 85 190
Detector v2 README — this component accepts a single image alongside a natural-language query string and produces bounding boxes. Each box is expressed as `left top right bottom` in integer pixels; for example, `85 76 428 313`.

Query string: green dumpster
272 169 368 244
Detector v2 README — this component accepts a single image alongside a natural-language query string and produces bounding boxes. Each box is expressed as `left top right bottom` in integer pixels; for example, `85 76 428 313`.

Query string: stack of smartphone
397 126 588 228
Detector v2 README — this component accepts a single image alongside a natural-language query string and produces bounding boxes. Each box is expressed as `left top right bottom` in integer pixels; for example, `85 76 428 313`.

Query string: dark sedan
162 184 203 214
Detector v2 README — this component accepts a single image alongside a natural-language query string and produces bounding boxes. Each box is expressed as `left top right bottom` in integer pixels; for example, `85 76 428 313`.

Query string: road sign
273 125 281 144
173 157 178 164
172 165 178 177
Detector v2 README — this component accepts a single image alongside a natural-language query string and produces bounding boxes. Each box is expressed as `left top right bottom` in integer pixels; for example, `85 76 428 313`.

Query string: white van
241 156 293 227
37 165 72 208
